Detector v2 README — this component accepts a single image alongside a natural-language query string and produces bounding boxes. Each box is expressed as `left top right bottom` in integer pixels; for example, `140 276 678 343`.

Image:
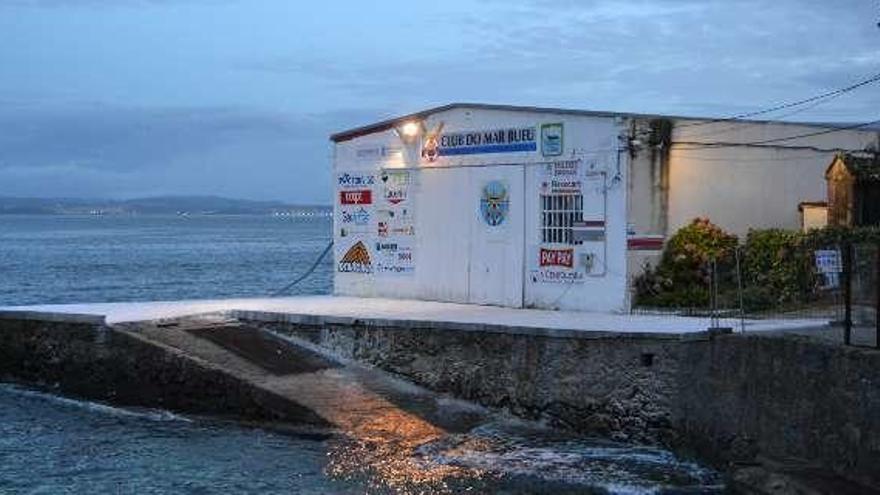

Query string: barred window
541 194 584 244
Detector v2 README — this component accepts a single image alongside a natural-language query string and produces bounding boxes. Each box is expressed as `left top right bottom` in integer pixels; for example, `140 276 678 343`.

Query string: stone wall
257 319 687 445
0 317 328 426
249 315 880 489
677 333 880 489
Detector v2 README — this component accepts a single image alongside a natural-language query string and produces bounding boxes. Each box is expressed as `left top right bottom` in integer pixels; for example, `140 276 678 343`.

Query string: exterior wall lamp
395 120 424 145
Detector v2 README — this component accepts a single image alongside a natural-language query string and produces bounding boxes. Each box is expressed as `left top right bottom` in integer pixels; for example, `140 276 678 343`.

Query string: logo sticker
380 170 411 205
480 180 509 227
420 122 445 162
340 207 370 226
337 173 376 188
338 241 372 274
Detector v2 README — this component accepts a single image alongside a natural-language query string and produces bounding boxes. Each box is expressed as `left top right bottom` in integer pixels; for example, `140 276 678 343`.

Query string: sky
0 0 878 204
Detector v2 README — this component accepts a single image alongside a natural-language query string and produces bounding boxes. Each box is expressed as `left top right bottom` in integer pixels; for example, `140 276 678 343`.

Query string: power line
669 151 840 163
675 69 880 132
741 118 880 145
678 91 853 141
669 148 871 163
672 118 880 151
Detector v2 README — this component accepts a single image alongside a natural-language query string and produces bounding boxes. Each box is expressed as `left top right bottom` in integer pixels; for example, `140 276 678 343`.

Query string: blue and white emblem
480 180 509 227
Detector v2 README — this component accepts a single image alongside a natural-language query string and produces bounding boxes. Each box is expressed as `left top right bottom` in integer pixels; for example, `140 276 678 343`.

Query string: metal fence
845 243 879 347
633 242 879 348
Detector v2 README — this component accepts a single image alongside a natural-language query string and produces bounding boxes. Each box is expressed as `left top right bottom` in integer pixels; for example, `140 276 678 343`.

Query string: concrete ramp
118 316 492 484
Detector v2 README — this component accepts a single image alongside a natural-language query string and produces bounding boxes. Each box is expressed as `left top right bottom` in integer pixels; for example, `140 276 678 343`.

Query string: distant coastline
0 196 331 216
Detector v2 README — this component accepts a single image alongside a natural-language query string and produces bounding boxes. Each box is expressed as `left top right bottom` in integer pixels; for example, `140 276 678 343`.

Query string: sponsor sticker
374 240 415 275
532 269 585 284
540 248 574 268
378 221 415 237
381 170 411 206
337 173 376 189
340 207 370 226
339 190 372 205
338 241 372 274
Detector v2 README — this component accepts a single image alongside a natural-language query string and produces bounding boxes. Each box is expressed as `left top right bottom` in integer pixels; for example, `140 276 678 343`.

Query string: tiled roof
836 153 880 181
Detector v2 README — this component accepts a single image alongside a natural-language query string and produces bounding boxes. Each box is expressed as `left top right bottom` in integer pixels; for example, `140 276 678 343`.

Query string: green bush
740 229 814 310
634 218 738 308
634 222 870 312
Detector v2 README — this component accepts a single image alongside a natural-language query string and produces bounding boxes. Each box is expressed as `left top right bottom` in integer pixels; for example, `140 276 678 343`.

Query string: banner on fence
815 249 841 289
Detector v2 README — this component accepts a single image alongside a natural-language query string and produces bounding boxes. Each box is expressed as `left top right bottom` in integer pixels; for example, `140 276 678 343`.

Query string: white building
330 103 879 313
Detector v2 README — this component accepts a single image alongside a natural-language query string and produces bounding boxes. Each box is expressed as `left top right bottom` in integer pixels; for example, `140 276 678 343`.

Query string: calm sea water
0 215 333 306
0 215 724 494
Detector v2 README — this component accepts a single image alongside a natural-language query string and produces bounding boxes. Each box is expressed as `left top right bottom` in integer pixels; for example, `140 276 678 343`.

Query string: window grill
541 193 584 244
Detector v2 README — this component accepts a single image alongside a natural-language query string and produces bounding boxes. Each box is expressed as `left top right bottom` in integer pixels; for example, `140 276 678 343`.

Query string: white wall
333 107 629 312
801 205 828 232
667 122 878 237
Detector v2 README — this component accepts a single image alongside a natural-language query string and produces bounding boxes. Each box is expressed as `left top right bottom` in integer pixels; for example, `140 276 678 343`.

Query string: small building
798 201 829 232
330 103 879 312
825 153 880 227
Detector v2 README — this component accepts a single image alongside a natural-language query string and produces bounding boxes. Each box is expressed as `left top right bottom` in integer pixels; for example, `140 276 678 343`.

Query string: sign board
422 125 537 161
541 123 563 157
815 249 841 289
815 249 841 273
540 248 574 268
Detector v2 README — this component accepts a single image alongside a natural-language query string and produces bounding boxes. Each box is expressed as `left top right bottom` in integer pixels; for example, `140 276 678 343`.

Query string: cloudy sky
1 0 878 204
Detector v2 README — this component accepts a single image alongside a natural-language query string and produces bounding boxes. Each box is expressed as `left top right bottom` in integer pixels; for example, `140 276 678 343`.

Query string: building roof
329 102 879 143
826 153 880 182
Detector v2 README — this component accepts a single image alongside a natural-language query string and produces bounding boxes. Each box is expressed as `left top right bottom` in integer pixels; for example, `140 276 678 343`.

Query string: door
468 165 525 307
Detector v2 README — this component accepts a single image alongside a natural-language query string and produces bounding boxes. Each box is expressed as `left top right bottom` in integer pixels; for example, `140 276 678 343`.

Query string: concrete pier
0 294 825 332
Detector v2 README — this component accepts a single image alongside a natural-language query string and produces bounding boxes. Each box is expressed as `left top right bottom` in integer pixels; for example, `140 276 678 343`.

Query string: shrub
740 229 814 310
635 220 880 312
634 218 738 308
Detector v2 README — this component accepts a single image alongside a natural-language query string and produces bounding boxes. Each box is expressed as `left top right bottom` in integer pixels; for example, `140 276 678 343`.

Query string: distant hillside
0 196 331 216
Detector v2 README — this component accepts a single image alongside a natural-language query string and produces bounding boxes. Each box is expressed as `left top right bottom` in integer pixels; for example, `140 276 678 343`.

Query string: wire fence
633 242 879 348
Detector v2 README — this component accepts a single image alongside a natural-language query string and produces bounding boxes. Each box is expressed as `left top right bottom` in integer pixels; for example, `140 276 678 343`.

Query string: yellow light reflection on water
300 370 489 493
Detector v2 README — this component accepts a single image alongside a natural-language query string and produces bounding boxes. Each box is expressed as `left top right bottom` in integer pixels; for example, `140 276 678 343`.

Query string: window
541 193 584 244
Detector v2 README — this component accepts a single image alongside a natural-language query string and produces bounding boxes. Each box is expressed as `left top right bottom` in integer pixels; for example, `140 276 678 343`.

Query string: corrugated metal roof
329 102 879 143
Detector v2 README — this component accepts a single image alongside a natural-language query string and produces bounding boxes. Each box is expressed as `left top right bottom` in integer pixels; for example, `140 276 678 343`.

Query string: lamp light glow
401 121 420 138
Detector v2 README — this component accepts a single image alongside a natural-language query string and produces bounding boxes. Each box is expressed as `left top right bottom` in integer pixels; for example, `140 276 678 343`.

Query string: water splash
0 383 191 423
415 421 724 494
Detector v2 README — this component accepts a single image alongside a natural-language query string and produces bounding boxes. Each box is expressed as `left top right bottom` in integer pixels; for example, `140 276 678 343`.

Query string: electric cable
675 69 880 132
271 240 334 296
673 117 880 151
678 90 859 141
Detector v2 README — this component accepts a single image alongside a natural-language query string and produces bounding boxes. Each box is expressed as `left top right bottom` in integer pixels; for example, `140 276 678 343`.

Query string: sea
0 215 724 494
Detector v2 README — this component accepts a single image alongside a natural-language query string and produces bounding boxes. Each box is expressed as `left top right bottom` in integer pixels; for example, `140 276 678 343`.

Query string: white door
468 166 525 307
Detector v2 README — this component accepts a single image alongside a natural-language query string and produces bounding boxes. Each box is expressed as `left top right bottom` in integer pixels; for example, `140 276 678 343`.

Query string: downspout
648 119 673 238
